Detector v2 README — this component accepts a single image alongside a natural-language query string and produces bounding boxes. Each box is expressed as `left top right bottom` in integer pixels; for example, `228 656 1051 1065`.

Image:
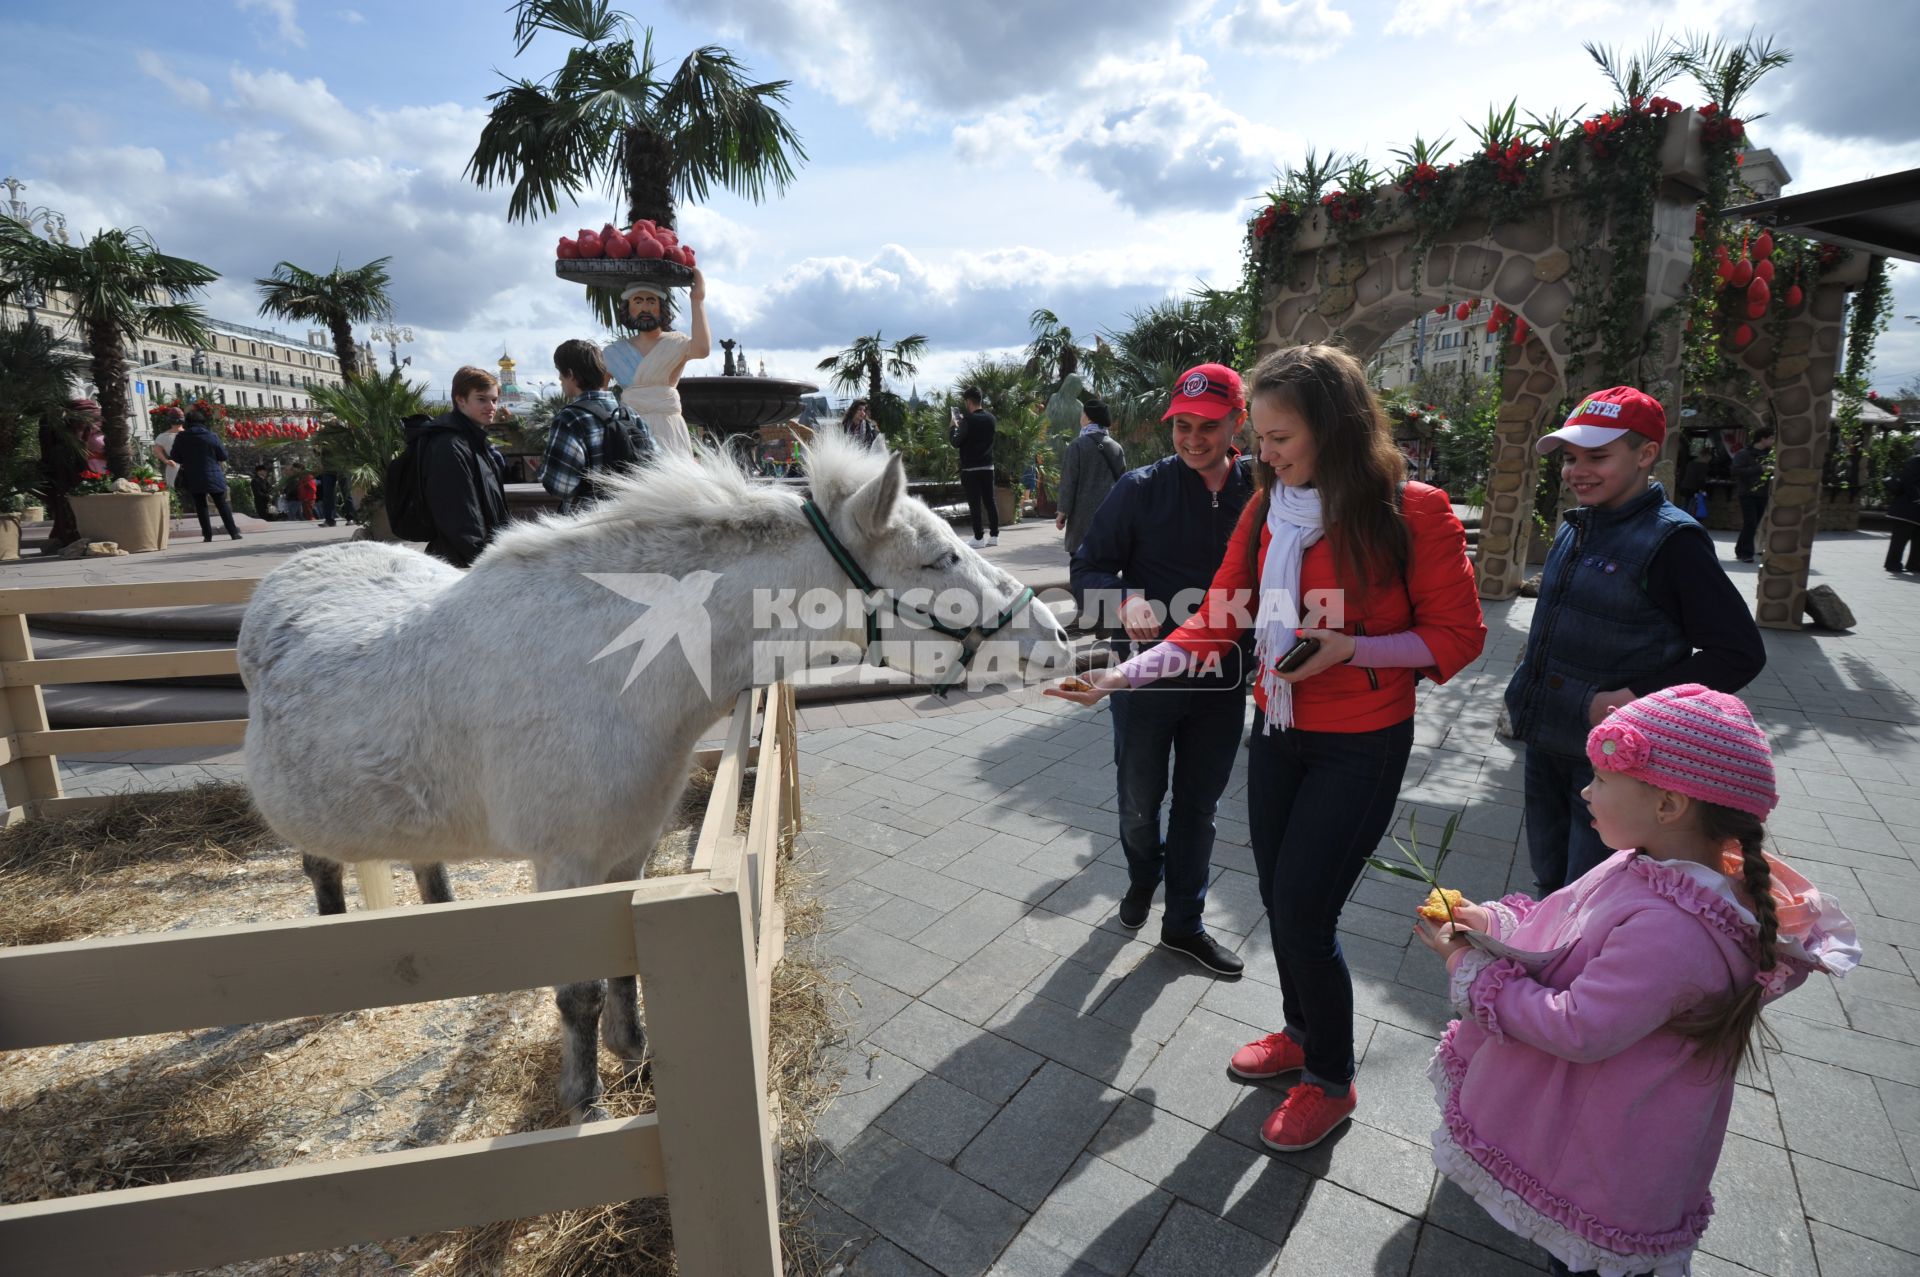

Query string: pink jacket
1431 850 1858 1277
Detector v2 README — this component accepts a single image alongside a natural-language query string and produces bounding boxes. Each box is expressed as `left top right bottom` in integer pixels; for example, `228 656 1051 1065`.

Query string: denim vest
1504 484 1699 758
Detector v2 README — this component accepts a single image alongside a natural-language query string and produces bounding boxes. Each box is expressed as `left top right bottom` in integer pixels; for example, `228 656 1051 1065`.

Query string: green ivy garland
1834 253 1892 449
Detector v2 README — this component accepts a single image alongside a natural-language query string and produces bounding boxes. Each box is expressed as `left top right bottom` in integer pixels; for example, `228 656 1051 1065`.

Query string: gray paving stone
1353 1022 1444 1147
852 1237 944 1276
834 972 915 1047
1768 1052 1913 1185
988 1153 1171 1276
1769 1011 1920 1086
1424 1177 1546 1266
969 803 1071 844
1794 1152 1920 1256
896 820 1000 870
1409 1222 1544 1275
1269 1171 1423 1276
1132 1199 1279 1276
1088 948 1213 1045
865 895 953 943
870 1000 1044 1106
985 988 1162 1092
826 878 903 929
1088 1097 1310 1246
814 1128 1028 1277
817 1046 928 1154
1130 1006 1268 1131
924 934 1061 1026
877 1072 1002 1163
957 1062 1124 1211
827 924 960 997
945 850 1069 904
1727 1082 1784 1145
1698 1133 1817 1275
862 857 989 912
1809 1221 1920 1277
1035 860 1134 926
1873 1076 1920 1134
814 810 929 856
915 889 1034 963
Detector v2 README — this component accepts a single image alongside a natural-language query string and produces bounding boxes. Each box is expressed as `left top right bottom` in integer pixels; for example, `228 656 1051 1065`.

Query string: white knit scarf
1252 482 1324 733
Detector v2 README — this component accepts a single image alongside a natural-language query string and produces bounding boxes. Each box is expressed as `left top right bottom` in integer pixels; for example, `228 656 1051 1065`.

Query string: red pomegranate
1732 323 1754 348
1511 317 1530 346
557 236 578 259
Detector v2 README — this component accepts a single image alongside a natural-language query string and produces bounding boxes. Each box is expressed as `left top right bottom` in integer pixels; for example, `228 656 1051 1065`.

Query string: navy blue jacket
1070 454 1254 687
167 424 230 494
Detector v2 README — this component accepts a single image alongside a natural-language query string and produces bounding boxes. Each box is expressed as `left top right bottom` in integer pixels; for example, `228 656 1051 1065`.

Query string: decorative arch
1246 114 1872 626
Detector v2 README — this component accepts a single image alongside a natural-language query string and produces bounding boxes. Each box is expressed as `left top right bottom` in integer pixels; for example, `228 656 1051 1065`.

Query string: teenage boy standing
1071 364 1254 975
1506 387 1765 895
951 387 999 547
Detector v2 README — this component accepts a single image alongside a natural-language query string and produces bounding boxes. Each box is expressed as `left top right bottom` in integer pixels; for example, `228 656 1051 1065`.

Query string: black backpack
382 415 439 541
573 398 654 500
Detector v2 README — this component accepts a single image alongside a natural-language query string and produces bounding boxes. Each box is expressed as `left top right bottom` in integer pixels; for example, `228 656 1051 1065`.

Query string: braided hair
1667 801 1780 1076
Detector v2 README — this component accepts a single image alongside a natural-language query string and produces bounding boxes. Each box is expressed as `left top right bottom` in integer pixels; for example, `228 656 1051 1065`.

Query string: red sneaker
1229 1031 1306 1079
1259 1082 1357 1152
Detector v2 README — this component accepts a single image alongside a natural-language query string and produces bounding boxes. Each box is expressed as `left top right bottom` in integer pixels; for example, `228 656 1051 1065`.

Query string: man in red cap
1505 386 1764 894
1069 363 1254 975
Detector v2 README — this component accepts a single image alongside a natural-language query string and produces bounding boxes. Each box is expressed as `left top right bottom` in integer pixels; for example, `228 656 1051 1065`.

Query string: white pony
239 435 1070 1118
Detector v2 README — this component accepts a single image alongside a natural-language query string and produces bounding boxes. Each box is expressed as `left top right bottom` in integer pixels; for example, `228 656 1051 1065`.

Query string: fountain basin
679 376 819 440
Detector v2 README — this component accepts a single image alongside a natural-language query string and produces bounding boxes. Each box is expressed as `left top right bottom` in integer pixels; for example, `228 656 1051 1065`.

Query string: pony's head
803 432 1072 691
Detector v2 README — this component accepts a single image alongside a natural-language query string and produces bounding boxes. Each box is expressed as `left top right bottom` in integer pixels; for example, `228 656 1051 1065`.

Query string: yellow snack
1418 887 1464 923
1059 676 1093 692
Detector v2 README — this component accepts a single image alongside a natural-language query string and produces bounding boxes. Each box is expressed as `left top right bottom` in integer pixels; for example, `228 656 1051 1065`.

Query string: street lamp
370 320 415 371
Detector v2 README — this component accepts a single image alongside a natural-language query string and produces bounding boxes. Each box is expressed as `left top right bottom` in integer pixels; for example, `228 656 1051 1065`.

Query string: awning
1728 168 1920 264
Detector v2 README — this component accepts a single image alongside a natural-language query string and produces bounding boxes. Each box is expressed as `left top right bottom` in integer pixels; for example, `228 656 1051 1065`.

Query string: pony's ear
845 452 906 539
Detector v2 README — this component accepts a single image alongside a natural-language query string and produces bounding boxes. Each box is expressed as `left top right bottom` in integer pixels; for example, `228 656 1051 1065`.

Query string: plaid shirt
541 390 627 512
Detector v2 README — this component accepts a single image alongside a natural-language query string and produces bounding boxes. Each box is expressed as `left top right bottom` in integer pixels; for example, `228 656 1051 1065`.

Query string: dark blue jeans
1110 684 1246 939
1247 717 1414 1088
1524 747 1613 896
1735 491 1767 559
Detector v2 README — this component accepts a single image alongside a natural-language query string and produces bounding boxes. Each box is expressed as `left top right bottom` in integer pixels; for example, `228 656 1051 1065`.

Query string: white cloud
338 8 365 24
1382 0 1726 38
226 68 365 153
1216 1 1353 59
135 50 214 111
237 0 307 48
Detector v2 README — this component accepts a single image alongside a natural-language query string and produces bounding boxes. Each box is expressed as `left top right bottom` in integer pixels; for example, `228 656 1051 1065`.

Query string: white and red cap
1536 385 1667 454
1162 364 1245 422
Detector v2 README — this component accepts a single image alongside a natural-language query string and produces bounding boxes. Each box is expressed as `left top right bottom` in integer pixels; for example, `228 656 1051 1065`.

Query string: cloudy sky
3 0 1916 401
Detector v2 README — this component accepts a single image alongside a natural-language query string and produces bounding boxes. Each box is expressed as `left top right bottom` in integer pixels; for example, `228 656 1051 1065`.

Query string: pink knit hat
1586 683 1778 817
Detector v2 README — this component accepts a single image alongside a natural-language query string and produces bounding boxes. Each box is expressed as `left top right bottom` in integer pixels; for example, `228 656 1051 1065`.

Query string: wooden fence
0 579 804 1275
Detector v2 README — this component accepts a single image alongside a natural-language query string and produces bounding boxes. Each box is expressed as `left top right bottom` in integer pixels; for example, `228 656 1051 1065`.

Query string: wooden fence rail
0 579 802 1275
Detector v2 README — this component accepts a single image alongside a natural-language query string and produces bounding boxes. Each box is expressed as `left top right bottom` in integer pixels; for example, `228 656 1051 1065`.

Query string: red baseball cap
1536 386 1667 453
1162 364 1245 422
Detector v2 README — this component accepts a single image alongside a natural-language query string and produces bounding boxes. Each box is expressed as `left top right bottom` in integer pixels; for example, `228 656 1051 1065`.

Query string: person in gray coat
1054 400 1126 554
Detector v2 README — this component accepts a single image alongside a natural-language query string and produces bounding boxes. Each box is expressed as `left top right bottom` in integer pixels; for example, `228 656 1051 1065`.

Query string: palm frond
1585 31 1688 104
511 0 625 55
660 46 806 207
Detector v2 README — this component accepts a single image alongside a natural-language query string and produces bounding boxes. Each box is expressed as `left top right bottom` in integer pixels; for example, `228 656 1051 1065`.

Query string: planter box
70 491 171 553
0 514 18 562
994 484 1020 525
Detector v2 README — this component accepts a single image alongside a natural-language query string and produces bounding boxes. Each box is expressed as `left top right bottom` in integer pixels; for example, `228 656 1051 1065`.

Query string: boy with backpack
541 339 656 513
385 365 510 568
1505 387 1766 897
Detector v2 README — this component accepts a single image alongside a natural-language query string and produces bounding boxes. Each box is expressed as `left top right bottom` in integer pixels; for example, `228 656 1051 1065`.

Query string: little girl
1417 684 1858 1277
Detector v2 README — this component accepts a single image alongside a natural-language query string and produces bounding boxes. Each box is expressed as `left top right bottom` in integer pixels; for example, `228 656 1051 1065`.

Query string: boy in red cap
1067 362 1255 974
1504 386 1765 896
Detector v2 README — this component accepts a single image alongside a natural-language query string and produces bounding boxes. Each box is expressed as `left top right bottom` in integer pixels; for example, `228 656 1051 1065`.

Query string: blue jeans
1247 718 1414 1088
1524 748 1613 896
318 472 354 522
1110 685 1246 939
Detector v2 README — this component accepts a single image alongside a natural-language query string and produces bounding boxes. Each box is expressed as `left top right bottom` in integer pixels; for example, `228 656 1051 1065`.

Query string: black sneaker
1118 886 1154 930
1162 931 1245 976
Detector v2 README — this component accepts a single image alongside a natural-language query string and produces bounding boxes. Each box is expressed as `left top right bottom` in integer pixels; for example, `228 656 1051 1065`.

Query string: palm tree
255 257 393 380
0 218 215 476
1025 308 1085 385
816 331 930 408
309 369 428 514
467 0 805 322
0 321 89 503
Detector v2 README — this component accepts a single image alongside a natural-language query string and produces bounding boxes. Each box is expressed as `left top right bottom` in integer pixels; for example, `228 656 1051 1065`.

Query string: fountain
679 338 817 442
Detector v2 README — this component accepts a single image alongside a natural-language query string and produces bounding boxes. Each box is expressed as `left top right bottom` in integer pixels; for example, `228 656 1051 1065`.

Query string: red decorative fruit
630 232 665 260
1747 300 1768 319
1755 258 1775 283
1748 277 1771 308
1434 304 1447 315
557 236 578 259
1732 323 1754 348
1754 230 1774 259
1784 283 1804 308
1455 302 1471 320
1727 259 1754 289
578 230 603 257
603 228 634 258
1511 317 1530 346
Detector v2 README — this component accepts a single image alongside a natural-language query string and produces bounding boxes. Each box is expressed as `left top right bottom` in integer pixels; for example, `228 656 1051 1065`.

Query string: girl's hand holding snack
1044 668 1128 707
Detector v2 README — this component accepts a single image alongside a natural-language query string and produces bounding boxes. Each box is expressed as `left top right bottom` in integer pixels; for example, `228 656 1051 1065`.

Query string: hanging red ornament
1755 258 1775 283
1784 283 1804 308
1454 302 1471 320
1727 259 1754 289
1435 304 1447 315
1747 300 1768 319
1511 317 1530 346
1748 277 1770 308
1732 323 1754 348
1754 230 1774 259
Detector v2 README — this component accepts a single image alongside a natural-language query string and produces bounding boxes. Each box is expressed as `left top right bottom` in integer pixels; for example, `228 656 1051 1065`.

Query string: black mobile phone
1275 635 1321 675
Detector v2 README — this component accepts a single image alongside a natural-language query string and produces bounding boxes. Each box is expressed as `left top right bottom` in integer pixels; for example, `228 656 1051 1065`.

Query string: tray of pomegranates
555 220 697 288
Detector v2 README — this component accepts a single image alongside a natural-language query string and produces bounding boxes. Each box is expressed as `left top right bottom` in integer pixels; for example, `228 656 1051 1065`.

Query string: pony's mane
486 430 896 562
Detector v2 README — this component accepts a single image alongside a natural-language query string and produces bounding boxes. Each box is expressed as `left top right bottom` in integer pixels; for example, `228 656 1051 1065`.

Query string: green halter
801 499 1037 697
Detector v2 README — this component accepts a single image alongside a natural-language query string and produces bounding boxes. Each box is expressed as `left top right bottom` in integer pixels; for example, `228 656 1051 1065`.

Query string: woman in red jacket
1051 345 1485 1151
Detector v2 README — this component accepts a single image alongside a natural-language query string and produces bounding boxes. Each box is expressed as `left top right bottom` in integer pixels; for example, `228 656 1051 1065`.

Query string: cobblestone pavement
22 516 1920 1276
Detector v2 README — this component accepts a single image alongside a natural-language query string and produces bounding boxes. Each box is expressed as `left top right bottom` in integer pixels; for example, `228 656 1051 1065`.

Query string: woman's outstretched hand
1275 627 1356 683
1043 667 1129 707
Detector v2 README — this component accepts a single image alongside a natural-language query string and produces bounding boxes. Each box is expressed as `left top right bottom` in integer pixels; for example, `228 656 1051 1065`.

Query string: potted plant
991 403 1050 525
69 470 172 552
0 321 88 560
309 369 429 540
